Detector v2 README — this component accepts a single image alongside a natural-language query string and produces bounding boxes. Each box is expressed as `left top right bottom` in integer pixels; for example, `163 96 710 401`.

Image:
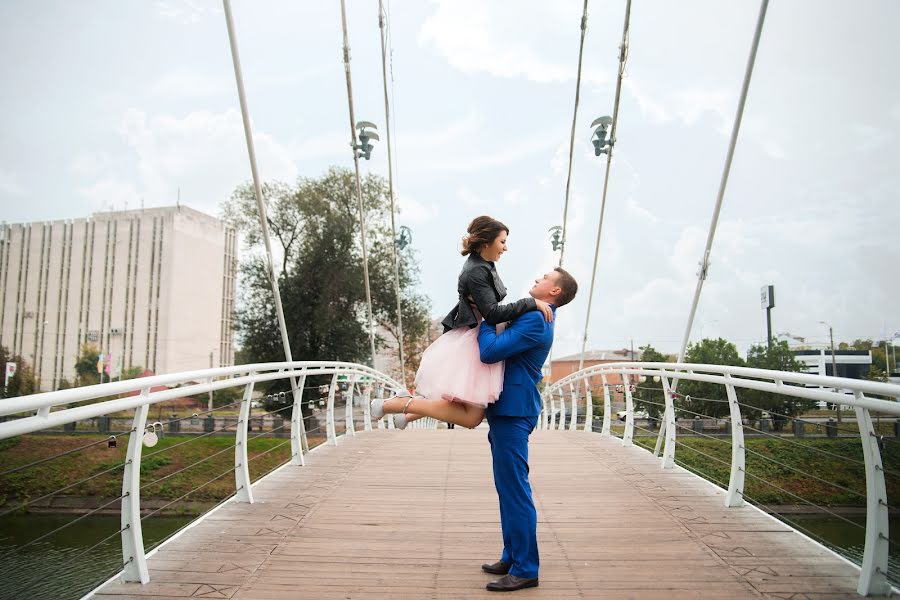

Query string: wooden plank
94 429 883 599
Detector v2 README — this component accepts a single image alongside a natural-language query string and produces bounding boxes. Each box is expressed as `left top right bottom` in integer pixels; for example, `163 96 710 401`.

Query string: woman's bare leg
382 396 484 429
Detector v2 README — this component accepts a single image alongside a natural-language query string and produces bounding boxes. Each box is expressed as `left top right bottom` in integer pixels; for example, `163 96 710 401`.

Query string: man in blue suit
477 267 578 592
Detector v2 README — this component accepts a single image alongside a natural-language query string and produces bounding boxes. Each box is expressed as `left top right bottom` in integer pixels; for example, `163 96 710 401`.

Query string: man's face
529 271 560 302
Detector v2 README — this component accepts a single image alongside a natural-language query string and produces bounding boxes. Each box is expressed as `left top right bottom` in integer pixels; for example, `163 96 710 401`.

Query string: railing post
660 375 676 469
622 372 634 447
583 379 593 432
121 389 150 583
345 378 356 436
724 374 745 507
568 383 578 431
363 381 373 431
549 392 557 429
290 370 307 466
854 397 890 596
557 388 566 430
235 379 255 502
326 373 338 445
600 375 611 437
540 392 548 430
653 373 666 457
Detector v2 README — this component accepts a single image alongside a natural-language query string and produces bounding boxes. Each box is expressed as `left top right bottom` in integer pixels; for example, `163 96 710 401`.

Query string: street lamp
819 320 841 423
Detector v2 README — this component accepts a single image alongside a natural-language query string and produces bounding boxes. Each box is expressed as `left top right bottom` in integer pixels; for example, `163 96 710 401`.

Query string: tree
222 167 432 400
743 340 811 430
74 344 101 387
634 344 668 421
0 346 37 398
678 338 744 419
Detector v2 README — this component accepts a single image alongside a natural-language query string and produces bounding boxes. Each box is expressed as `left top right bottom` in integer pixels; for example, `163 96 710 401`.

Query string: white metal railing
543 361 900 596
0 361 414 593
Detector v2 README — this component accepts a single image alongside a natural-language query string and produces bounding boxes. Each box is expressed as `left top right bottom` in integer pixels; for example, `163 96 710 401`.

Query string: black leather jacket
440 253 537 333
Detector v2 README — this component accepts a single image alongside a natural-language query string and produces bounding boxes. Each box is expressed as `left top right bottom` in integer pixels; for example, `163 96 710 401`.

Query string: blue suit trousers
487 415 539 579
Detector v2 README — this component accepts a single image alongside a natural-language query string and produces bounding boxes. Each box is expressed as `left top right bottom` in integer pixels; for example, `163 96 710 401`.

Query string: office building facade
0 206 237 391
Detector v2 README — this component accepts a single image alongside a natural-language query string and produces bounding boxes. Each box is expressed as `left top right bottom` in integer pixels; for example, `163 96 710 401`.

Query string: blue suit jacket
478 307 555 418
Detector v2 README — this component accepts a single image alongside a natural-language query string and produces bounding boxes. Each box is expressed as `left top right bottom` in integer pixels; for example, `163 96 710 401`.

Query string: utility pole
820 321 840 423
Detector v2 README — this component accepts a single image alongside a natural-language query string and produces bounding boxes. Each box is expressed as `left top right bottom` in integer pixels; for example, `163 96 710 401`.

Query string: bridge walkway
93 429 870 599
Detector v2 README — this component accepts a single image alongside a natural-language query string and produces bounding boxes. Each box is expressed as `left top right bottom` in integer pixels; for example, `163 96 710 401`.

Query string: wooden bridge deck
93 429 874 599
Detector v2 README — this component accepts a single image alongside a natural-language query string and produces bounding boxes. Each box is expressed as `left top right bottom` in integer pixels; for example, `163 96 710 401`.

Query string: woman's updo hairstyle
461 215 509 256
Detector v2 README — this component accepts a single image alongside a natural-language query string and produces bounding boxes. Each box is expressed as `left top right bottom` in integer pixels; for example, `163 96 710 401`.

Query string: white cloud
153 1 215 24
148 69 228 99
78 179 142 212
397 194 438 225
115 108 297 213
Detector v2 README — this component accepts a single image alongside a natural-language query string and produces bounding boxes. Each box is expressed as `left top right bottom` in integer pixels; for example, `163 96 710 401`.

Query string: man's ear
549 285 562 299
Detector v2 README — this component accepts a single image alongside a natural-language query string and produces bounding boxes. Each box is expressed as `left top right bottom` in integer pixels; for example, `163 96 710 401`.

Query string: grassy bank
0 433 327 512
632 435 900 506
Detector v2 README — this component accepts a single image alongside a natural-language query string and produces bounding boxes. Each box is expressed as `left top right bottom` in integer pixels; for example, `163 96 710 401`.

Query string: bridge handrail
0 361 414 595
540 361 899 596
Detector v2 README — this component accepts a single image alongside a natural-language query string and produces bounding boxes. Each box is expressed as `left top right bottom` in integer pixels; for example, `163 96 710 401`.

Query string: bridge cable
577 0 632 374
222 0 306 456
378 0 407 388
673 0 770 369
556 0 589 269
339 0 379 369
544 0 589 384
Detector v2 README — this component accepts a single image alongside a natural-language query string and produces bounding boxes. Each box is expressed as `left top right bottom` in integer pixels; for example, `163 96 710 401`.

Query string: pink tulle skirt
414 326 504 407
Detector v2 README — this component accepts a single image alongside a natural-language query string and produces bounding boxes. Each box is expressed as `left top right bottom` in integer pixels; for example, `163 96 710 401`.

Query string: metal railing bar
672 422 733 444
0 459 130 518
672 395 731 404
139 467 237 522
735 401 865 436
162 400 243 425
245 439 292 464
633 398 666 408
739 469 867 531
671 406 731 422
740 445 868 501
0 429 134 477
252 404 295 419
140 443 237 491
246 422 289 442
672 442 734 469
143 422 241 458
10 492 128 554
740 422 870 467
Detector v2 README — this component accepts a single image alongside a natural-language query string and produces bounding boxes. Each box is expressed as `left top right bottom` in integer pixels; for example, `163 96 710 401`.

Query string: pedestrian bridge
1 361 898 599
92 429 871 600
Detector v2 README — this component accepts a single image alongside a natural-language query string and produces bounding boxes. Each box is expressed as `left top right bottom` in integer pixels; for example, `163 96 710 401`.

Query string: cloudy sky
1 0 897 359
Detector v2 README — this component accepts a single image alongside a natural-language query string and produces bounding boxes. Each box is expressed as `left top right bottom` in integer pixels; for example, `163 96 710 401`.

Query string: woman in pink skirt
371 215 553 429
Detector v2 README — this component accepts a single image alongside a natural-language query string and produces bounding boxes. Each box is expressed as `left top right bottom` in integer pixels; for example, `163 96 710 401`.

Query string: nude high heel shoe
370 390 412 420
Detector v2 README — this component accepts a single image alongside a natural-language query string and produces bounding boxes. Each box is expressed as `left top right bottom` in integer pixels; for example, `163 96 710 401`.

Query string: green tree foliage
742 340 811 430
678 338 744 419
0 346 37 398
74 344 101 387
634 344 668 420
222 167 432 399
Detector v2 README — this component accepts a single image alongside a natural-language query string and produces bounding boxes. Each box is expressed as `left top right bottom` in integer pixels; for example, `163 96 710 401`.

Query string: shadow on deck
93 429 876 599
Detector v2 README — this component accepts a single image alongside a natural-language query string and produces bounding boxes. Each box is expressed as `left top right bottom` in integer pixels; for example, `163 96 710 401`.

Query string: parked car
616 410 649 421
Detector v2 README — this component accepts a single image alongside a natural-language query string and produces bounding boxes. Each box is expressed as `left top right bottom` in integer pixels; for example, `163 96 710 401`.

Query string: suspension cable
222 0 304 424
378 0 407 388
339 0 378 368
674 0 770 368
557 0 589 268
577 0 632 374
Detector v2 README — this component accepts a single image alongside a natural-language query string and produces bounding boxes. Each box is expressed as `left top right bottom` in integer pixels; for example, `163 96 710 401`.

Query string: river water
0 513 897 598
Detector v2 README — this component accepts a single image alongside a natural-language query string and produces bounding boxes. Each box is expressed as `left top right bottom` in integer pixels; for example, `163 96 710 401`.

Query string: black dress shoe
481 560 511 575
486 574 539 592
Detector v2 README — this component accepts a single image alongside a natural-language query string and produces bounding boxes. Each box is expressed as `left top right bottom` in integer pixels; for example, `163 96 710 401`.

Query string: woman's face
481 231 508 262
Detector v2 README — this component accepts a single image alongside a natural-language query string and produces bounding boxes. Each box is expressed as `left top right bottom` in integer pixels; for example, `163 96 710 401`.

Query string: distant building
549 348 643 388
0 206 237 391
793 349 872 379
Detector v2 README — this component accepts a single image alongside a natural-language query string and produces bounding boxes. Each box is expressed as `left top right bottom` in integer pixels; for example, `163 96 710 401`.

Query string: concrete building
793 349 872 379
0 206 237 391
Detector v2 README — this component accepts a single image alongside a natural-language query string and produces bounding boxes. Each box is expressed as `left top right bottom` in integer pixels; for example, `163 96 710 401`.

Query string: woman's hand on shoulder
535 299 553 323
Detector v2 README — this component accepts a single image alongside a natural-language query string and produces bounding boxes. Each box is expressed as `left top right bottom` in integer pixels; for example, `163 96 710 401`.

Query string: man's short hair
553 267 578 307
